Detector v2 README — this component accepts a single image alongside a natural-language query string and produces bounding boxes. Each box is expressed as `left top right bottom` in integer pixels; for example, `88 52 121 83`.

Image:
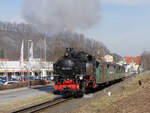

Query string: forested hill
0 21 111 61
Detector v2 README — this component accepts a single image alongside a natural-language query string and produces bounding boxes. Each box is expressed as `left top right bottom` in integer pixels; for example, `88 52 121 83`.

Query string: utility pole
27 40 32 60
44 33 47 62
27 40 32 88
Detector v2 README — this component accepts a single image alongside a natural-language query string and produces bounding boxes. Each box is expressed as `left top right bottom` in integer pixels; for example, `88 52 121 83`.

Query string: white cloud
100 0 150 5
10 17 26 23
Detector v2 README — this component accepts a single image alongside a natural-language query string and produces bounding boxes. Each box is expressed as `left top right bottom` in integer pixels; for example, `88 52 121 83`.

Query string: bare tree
141 51 150 70
0 21 110 61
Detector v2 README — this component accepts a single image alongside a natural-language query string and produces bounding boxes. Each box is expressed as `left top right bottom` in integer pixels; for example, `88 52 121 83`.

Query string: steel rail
11 98 70 113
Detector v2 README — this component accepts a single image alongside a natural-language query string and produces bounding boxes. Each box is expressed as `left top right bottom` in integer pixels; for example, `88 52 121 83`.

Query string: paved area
0 85 54 104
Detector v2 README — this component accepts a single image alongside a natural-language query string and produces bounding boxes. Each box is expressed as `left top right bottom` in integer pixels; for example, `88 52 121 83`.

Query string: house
104 55 113 63
124 56 141 73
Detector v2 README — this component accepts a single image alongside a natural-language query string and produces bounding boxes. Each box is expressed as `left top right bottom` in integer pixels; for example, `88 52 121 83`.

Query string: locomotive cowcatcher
52 48 97 97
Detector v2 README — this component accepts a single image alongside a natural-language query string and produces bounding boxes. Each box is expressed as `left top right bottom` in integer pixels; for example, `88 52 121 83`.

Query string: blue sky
0 0 150 56
0 0 23 22
84 1 150 56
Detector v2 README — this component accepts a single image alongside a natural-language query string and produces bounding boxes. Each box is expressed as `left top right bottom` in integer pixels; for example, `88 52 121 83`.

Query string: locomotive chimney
64 48 73 57
66 48 73 53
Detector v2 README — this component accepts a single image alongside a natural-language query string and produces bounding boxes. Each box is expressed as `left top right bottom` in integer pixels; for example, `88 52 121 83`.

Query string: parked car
9 78 19 82
42 75 51 80
0 77 6 83
0 81 4 85
29 76 36 81
4 81 18 85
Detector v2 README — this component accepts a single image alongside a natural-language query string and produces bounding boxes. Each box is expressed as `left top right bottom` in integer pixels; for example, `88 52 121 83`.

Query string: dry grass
0 93 54 113
74 72 150 113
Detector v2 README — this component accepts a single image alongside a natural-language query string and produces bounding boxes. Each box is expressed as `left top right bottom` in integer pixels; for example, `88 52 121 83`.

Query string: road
0 85 54 104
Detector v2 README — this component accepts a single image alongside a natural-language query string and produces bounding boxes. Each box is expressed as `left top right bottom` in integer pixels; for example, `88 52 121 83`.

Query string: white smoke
23 0 100 34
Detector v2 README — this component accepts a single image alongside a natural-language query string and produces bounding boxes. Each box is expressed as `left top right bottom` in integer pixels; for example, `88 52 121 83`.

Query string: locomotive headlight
51 76 54 80
79 76 83 80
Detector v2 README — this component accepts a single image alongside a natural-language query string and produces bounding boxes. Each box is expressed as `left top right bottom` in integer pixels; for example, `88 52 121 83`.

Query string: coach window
96 61 99 68
114 65 116 69
107 64 109 69
119 66 121 72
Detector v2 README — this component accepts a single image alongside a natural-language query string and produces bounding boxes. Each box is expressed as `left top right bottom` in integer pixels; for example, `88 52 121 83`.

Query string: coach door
96 62 100 84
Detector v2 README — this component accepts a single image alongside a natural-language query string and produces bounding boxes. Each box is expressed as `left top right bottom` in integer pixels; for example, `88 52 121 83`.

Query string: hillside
0 30 46 60
0 22 110 61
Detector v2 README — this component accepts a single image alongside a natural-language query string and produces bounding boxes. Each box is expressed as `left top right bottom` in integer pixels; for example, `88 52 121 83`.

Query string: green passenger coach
96 62 125 85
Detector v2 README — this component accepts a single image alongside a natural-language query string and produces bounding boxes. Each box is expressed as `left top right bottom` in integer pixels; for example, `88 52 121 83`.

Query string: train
51 48 125 97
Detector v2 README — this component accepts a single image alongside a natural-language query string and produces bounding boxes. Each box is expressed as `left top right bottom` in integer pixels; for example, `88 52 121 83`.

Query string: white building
104 55 114 63
0 39 55 80
0 60 53 79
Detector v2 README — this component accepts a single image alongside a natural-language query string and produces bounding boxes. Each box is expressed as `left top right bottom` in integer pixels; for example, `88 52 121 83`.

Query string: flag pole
20 40 24 66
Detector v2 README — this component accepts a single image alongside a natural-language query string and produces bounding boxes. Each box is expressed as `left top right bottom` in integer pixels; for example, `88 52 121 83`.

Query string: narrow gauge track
11 75 133 113
11 98 71 113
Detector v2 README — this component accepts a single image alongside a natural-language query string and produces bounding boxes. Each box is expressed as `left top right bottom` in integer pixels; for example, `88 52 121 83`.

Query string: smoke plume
23 0 100 33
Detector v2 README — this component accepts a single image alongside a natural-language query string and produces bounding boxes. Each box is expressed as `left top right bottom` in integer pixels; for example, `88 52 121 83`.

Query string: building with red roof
124 56 141 73
124 56 141 65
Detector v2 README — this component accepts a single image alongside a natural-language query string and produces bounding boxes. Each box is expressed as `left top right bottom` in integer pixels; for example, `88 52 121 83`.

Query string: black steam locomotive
52 48 96 97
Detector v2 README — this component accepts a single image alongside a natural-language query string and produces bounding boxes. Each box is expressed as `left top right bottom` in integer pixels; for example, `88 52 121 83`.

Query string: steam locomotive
52 48 125 97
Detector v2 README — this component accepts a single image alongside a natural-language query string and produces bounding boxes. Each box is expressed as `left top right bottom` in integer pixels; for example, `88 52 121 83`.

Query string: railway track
10 75 133 113
11 98 70 113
